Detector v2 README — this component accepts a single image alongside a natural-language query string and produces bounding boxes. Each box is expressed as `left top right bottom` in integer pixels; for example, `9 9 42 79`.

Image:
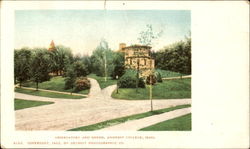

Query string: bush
74 77 90 92
64 65 76 90
64 77 74 90
118 69 145 88
155 71 163 83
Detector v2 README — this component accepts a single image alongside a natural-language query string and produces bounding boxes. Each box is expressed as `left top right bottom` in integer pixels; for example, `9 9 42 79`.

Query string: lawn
156 69 187 78
68 104 191 131
112 78 191 100
15 88 84 99
22 76 89 94
15 98 54 110
88 74 117 89
139 113 191 131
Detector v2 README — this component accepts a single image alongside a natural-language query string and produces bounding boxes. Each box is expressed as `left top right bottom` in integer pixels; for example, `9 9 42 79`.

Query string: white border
1 1 249 148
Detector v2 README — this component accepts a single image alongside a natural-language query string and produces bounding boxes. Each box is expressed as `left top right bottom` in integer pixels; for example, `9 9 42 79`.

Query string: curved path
15 78 191 130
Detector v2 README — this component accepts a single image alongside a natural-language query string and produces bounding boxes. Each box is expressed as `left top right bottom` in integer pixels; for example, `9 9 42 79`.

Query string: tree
90 40 115 77
154 35 191 75
14 48 32 87
73 60 88 77
30 48 52 90
81 55 92 75
48 45 74 76
137 24 163 46
111 52 125 79
64 65 76 94
48 49 60 75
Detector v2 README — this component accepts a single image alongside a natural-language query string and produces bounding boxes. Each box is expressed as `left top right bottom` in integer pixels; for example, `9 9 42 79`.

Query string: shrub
74 77 90 91
155 71 163 83
64 65 76 90
64 77 75 90
118 69 145 88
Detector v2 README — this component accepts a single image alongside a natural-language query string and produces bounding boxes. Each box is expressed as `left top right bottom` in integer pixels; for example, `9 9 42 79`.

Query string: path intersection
15 78 191 131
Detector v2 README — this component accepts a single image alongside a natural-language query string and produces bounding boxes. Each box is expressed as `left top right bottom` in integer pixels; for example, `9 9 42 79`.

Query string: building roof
123 44 152 50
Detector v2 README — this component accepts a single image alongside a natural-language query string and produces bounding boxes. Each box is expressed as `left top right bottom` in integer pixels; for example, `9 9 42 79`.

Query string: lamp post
116 75 119 94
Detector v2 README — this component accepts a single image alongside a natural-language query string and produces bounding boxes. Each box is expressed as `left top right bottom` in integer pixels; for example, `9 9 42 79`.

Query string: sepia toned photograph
14 10 191 131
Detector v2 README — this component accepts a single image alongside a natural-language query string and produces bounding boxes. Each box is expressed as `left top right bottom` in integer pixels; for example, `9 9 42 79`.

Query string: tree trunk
19 80 22 88
36 81 38 91
71 86 73 95
136 59 139 93
150 76 153 111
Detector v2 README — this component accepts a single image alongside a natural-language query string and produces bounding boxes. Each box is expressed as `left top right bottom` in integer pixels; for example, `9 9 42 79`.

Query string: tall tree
73 60 88 77
56 45 74 75
14 48 32 87
111 52 125 79
30 48 52 90
64 64 77 94
81 55 92 75
137 24 163 46
49 45 74 76
90 40 115 77
155 35 191 75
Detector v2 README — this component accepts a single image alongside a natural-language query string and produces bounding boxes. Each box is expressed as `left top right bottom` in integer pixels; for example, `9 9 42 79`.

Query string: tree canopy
154 36 191 75
30 48 52 90
14 48 32 86
90 40 115 77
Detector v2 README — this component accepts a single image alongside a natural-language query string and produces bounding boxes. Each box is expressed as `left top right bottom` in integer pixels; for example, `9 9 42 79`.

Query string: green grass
15 88 85 99
112 78 191 100
156 69 189 78
15 98 54 110
68 104 191 131
88 74 117 89
139 113 191 131
22 76 89 94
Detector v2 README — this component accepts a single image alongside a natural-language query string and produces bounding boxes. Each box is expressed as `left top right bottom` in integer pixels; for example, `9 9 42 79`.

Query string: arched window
144 59 147 65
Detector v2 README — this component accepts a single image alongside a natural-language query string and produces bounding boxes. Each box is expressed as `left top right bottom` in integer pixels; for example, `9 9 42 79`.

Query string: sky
15 10 190 55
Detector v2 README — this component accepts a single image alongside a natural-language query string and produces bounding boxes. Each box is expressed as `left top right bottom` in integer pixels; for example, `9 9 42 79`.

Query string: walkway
15 78 191 131
162 75 191 80
99 107 191 131
15 86 88 97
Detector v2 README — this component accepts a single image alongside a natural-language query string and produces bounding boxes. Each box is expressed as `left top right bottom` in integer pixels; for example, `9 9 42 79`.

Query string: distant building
118 43 155 77
48 40 63 76
48 40 56 51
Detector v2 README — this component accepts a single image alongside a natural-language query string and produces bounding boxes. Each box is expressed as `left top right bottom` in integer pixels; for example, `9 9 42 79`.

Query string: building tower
48 40 56 51
118 43 126 52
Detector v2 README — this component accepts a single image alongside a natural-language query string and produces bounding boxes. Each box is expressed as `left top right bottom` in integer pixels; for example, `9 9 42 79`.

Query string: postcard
1 1 249 148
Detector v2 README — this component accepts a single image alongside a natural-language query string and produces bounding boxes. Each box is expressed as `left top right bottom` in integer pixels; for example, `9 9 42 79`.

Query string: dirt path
15 78 191 131
99 107 191 131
